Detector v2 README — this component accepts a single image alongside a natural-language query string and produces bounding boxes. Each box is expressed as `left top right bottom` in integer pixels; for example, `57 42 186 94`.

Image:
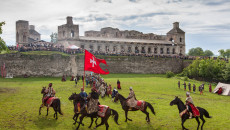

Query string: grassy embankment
0 74 230 130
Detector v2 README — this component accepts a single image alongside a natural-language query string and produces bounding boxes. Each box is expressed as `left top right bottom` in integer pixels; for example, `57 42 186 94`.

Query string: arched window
63 31 65 37
180 37 182 42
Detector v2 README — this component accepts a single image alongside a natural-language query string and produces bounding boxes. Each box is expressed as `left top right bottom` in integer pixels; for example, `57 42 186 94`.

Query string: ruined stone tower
16 21 41 45
29 25 40 41
16 20 29 45
57 16 79 47
167 22 185 55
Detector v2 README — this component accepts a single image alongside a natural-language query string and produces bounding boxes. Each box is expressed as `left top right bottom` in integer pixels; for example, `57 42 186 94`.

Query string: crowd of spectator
7 43 229 62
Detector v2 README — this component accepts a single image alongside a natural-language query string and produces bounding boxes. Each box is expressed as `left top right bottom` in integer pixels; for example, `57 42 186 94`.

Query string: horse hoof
94 127 97 129
82 123 84 126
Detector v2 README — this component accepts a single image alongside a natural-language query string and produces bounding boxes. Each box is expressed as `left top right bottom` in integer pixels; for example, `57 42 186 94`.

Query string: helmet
186 92 190 96
49 83 52 87
129 87 133 90
81 88 84 91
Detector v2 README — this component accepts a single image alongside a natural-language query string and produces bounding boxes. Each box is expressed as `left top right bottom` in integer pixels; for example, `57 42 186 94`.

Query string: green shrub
184 76 188 81
166 71 174 78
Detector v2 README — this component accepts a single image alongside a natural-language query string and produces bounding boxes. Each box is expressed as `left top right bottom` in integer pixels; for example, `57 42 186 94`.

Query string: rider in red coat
185 92 200 118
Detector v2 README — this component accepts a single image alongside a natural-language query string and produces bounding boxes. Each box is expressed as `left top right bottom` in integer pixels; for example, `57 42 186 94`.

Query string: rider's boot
189 112 192 119
77 106 81 113
129 107 132 111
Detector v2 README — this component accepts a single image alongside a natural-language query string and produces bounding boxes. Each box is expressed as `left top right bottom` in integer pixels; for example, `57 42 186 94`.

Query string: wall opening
154 48 157 54
135 46 139 53
128 46 131 53
141 47 145 53
23 35 26 42
16 32 19 42
172 48 175 54
71 30 74 38
148 47 151 54
160 48 164 54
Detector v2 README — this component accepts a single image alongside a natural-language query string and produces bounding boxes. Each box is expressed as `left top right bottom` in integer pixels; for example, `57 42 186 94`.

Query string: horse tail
198 107 211 118
146 102 156 115
57 99 63 115
111 109 119 125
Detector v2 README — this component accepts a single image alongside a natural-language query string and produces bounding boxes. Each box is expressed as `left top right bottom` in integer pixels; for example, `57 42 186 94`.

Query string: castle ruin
57 16 185 55
16 20 41 45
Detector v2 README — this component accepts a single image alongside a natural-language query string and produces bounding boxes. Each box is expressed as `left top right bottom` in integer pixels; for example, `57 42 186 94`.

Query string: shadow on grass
34 116 61 129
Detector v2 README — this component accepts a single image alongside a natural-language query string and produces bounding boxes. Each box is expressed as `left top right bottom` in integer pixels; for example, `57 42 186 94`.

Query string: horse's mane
118 93 126 101
177 97 185 106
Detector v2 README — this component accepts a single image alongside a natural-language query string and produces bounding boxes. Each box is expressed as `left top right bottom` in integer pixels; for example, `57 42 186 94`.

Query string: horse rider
79 88 88 113
185 92 194 119
87 87 100 114
111 87 118 101
126 87 137 110
43 83 56 105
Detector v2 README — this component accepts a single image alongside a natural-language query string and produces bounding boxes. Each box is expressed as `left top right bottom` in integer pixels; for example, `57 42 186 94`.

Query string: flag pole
83 49 85 89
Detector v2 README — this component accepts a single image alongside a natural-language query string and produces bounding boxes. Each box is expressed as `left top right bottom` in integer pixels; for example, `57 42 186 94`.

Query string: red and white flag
84 50 109 75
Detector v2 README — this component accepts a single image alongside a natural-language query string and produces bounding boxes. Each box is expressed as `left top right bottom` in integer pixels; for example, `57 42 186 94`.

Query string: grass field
0 74 230 130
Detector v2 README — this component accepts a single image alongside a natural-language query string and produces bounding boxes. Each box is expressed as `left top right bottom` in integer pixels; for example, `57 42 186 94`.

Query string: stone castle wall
0 53 191 77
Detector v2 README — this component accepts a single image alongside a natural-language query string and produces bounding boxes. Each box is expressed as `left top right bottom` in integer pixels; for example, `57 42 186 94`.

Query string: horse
114 93 155 122
39 87 63 119
170 96 212 130
68 93 87 126
69 93 119 130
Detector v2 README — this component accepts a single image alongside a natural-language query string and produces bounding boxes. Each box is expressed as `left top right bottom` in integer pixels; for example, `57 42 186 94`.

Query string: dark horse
39 87 63 119
68 93 119 130
114 93 155 122
170 96 212 130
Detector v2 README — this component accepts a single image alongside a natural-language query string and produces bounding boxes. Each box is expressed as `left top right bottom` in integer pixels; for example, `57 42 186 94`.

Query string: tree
223 62 230 82
218 49 230 58
0 21 9 53
188 47 204 56
204 50 214 57
50 32 58 43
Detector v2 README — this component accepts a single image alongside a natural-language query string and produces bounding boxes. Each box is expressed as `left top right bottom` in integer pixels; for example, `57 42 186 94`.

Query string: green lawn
0 74 229 130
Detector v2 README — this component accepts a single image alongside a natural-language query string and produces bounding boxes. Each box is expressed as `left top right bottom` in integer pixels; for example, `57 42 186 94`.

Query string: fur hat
186 92 190 96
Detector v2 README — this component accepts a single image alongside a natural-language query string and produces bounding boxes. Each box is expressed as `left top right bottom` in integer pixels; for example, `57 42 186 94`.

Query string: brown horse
39 87 63 119
114 93 155 122
69 93 119 130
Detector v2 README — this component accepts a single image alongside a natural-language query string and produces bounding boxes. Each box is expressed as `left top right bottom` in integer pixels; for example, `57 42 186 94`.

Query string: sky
0 0 230 55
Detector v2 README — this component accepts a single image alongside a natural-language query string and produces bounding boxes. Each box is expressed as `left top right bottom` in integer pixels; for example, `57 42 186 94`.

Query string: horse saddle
135 100 145 111
179 106 200 118
98 105 109 117
45 97 57 106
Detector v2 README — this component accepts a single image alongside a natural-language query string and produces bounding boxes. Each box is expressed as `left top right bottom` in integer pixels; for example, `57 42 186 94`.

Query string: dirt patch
0 88 17 93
